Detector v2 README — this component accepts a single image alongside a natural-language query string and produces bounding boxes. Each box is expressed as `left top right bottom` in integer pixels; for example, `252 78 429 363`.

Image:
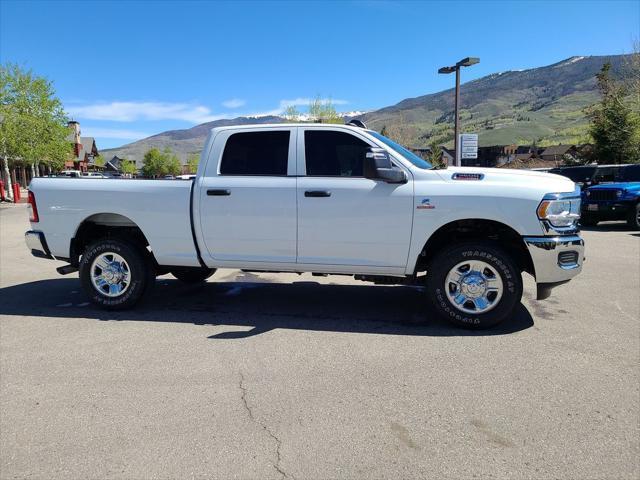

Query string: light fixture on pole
438 57 479 166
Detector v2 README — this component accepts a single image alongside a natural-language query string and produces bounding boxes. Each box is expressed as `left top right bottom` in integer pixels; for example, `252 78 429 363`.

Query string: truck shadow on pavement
580 222 639 233
0 277 534 338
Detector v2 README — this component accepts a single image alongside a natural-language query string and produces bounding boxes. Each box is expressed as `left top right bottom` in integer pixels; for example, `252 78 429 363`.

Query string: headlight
537 194 581 228
616 190 623 198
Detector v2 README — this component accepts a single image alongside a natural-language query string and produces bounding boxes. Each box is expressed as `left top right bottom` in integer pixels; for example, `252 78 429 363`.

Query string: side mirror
364 147 408 184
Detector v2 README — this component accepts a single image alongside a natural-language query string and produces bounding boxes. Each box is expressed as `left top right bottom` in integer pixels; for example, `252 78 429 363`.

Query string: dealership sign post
460 133 478 160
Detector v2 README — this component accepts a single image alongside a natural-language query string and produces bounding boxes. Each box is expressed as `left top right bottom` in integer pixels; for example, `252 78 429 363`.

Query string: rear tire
171 267 216 283
79 238 153 310
426 243 523 329
627 203 640 230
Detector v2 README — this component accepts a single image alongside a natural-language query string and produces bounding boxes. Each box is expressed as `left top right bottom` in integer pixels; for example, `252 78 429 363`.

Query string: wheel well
415 219 534 274
70 214 151 266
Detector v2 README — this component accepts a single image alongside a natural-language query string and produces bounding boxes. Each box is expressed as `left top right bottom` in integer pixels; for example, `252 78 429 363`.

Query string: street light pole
438 57 479 167
454 66 460 167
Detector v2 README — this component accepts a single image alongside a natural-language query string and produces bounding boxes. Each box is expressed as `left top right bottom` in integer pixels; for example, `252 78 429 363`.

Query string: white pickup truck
25 123 584 328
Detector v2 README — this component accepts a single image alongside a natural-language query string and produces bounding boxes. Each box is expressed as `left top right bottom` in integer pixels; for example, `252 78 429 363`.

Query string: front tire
627 203 640 230
426 243 523 329
79 238 153 310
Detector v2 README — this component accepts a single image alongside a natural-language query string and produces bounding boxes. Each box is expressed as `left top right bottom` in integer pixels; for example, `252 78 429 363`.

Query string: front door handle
305 190 331 198
207 189 231 196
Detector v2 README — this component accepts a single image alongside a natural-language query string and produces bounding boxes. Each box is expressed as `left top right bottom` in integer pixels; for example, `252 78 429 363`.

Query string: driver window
304 130 370 177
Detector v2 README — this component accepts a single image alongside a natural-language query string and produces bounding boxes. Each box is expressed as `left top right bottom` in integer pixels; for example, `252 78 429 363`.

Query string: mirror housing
364 147 408 184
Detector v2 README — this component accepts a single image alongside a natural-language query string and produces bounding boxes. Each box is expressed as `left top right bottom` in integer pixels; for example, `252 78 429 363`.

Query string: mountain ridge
102 54 630 165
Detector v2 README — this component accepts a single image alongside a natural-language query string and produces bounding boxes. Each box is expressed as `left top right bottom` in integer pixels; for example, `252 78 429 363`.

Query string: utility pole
438 57 480 166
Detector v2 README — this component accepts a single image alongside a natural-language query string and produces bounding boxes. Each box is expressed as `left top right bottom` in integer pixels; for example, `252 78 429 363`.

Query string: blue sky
1 0 638 148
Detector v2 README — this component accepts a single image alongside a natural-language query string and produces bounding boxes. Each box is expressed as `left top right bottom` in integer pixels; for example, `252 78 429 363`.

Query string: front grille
587 189 619 201
558 251 579 268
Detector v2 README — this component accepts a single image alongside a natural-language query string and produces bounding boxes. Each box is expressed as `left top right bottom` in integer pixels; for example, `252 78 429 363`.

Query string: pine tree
588 63 639 163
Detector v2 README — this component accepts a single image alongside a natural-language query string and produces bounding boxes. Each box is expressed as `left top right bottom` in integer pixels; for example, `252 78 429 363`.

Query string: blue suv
581 164 640 229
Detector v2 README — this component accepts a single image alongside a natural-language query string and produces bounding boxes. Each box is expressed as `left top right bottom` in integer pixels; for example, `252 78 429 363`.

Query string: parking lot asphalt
1 203 639 480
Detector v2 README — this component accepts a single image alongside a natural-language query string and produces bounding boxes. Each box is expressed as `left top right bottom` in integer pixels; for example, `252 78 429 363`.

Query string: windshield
550 166 597 183
367 130 432 169
621 165 640 182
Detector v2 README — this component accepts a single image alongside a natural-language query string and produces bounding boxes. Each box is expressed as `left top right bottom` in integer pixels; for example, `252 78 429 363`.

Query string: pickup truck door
296 127 413 268
197 127 297 263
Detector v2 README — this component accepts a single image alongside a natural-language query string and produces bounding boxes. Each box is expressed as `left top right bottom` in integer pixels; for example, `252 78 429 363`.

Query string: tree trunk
1 156 13 201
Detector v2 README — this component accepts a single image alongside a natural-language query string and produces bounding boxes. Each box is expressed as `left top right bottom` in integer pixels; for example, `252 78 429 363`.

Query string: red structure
65 121 99 172
12 183 21 203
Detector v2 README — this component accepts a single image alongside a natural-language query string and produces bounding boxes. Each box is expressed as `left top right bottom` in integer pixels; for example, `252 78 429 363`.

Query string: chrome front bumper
25 230 54 260
523 234 585 299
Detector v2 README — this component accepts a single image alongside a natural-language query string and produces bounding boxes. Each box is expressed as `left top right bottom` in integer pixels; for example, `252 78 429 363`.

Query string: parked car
581 164 640 228
58 170 82 178
25 123 584 329
548 165 598 190
81 172 107 178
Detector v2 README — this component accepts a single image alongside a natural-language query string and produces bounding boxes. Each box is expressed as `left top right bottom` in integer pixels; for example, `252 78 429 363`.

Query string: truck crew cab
25 123 585 329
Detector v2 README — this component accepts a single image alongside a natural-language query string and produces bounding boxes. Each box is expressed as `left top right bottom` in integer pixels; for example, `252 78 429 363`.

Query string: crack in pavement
239 372 292 479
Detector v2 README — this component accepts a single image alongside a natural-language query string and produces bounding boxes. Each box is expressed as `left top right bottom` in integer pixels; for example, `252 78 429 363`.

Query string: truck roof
209 123 369 134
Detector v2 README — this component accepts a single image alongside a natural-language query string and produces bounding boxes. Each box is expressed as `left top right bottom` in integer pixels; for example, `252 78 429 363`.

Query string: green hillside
360 55 629 148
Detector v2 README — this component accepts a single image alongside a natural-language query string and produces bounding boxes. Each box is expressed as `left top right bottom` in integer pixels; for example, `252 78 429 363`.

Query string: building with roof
65 121 99 172
539 145 579 162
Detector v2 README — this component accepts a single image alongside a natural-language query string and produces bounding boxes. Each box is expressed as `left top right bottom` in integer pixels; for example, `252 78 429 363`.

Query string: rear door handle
304 190 331 198
207 189 231 196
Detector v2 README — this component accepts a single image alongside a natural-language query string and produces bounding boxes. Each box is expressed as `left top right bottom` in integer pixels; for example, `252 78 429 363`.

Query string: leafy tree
623 44 640 158
0 63 72 195
93 154 105 168
283 105 300 122
428 142 446 168
120 159 138 176
587 63 639 163
142 148 165 177
142 147 181 177
308 96 342 124
166 153 182 176
186 153 200 174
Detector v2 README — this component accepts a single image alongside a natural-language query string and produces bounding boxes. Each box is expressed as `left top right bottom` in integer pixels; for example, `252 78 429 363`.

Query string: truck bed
28 178 200 267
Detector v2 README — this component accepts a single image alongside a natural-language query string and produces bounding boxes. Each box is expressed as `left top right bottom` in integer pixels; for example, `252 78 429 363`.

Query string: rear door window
220 131 290 176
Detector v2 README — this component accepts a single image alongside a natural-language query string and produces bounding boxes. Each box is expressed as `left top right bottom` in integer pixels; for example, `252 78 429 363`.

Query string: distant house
65 121 99 172
539 145 578 162
105 156 124 172
461 144 517 167
498 154 553 170
441 147 455 166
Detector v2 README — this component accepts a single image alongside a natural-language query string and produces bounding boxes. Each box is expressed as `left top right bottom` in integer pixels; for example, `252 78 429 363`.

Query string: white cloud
222 98 246 109
82 128 152 140
67 97 351 127
67 101 223 124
